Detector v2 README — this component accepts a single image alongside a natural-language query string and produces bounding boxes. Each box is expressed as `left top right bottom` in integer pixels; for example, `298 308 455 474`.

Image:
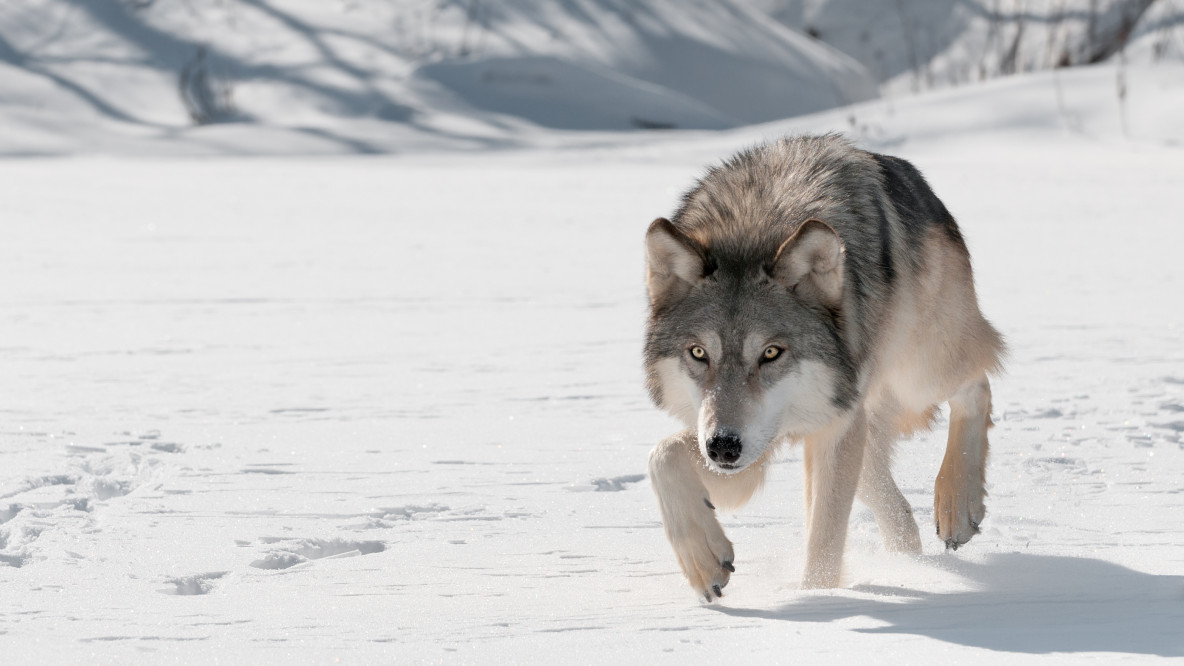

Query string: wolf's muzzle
706 433 742 466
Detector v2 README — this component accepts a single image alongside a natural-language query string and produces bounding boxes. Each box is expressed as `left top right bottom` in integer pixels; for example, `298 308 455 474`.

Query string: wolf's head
643 217 857 474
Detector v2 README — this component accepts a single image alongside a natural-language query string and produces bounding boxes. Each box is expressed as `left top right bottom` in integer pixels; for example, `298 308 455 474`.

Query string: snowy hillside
760 0 1181 91
3 47 1184 662
4 0 1183 155
1128 0 1184 62
0 0 875 154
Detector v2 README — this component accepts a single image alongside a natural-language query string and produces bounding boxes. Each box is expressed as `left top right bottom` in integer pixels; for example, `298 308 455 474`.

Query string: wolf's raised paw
934 476 985 550
669 512 734 602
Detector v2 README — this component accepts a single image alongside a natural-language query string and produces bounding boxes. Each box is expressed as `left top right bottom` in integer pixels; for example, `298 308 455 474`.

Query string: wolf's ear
645 218 705 308
770 219 844 308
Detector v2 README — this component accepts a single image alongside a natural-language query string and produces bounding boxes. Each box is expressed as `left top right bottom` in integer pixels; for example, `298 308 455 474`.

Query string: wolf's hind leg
934 373 992 549
802 409 867 588
649 430 765 601
857 416 922 554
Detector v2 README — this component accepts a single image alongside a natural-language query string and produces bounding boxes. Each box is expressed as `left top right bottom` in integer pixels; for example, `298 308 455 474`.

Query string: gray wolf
643 134 1004 600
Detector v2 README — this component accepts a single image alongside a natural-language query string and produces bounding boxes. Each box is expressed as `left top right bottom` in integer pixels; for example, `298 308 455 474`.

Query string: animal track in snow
103 429 184 452
0 504 22 525
371 504 449 521
0 520 47 568
0 429 185 568
250 538 385 570
0 550 30 568
0 475 77 500
250 552 307 570
591 474 646 492
341 504 457 530
160 572 228 596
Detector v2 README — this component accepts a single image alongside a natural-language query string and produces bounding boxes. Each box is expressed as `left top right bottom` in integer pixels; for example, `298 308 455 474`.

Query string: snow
0 0 876 154
414 55 736 130
5 0 1181 155
2 4 1184 661
1129 1 1184 63
761 0 1165 91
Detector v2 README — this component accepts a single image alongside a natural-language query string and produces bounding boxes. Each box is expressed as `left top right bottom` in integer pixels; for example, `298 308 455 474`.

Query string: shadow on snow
712 553 1184 656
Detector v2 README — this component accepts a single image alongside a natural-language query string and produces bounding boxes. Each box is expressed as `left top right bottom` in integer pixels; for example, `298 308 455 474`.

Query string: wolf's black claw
722 560 735 572
704 498 716 510
713 584 722 598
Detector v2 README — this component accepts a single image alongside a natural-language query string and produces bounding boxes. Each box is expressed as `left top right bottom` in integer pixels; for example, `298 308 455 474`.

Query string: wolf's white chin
705 460 746 476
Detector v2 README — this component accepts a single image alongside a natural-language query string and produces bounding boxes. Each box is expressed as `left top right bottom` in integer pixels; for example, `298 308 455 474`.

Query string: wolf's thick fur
643 135 1004 600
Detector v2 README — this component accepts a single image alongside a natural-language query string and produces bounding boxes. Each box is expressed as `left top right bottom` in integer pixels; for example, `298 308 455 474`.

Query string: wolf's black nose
706 434 742 465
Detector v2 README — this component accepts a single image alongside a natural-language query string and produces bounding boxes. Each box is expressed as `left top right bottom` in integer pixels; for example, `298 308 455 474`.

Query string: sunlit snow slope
0 0 875 154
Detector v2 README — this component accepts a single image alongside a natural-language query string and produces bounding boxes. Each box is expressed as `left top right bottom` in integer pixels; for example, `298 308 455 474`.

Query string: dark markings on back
874 200 895 285
871 153 966 249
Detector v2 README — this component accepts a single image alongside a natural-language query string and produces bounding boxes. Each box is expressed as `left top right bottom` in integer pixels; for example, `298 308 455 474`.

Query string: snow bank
0 0 876 154
1127 0 1184 62
761 0 1176 91
413 56 735 131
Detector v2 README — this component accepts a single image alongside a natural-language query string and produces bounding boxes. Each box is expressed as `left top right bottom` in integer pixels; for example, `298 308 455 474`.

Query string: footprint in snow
372 504 449 521
0 429 189 567
159 571 228 596
249 538 385 570
591 474 646 492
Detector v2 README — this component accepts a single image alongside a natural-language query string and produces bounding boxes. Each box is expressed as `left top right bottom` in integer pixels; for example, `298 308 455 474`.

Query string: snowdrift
0 0 876 153
413 56 735 131
761 0 1175 91
4 0 1183 155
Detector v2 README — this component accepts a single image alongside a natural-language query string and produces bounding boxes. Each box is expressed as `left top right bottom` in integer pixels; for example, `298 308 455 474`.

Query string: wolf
644 134 1004 601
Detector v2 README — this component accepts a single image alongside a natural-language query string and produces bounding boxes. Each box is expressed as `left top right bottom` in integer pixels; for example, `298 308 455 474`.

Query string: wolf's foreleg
802 409 867 588
649 430 764 601
934 373 992 549
857 415 922 553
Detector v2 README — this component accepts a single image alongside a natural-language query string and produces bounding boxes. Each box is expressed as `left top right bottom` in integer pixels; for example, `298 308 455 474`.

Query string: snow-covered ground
2 52 1184 666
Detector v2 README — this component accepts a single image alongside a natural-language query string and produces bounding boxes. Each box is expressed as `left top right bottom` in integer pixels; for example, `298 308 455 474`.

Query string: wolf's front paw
668 501 734 602
934 473 985 550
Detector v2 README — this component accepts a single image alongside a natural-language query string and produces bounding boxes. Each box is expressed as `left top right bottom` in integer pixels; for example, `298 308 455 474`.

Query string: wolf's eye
761 346 783 363
689 346 708 362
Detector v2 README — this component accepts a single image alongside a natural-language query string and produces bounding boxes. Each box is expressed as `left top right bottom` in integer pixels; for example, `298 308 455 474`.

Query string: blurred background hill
0 0 1181 154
